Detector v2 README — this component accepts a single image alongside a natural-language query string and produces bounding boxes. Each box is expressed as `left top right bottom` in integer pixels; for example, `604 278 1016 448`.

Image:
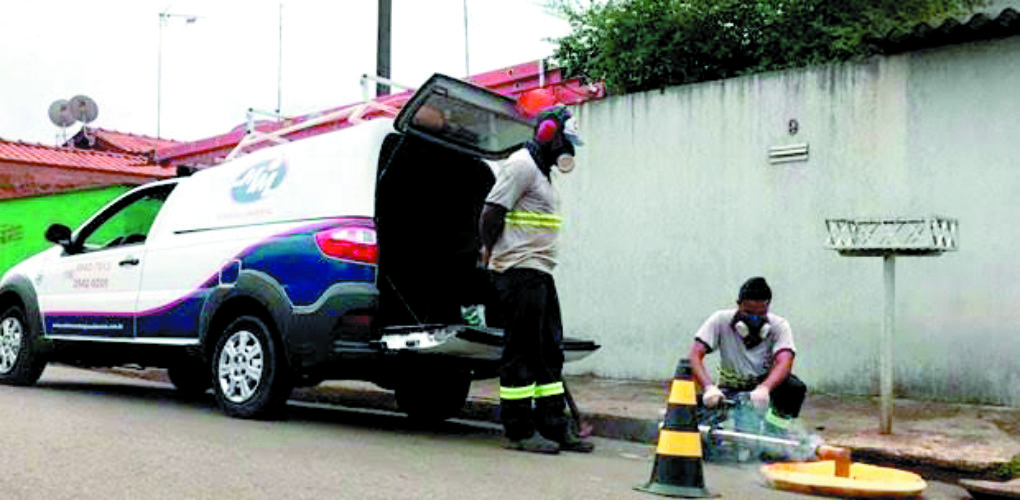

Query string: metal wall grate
824 216 958 256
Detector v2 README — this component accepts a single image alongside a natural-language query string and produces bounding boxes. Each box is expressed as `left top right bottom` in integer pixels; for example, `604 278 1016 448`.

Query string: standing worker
479 105 593 454
688 277 807 431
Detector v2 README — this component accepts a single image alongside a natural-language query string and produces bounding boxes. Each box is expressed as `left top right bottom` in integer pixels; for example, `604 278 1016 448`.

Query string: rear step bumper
375 324 599 362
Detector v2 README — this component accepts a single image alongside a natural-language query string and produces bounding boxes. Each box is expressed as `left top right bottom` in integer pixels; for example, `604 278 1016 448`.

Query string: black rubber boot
536 396 595 453
501 433 560 454
557 431 595 453
500 397 535 441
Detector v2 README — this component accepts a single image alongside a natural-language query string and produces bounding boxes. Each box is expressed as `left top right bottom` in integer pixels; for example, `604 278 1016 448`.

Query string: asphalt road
0 365 978 499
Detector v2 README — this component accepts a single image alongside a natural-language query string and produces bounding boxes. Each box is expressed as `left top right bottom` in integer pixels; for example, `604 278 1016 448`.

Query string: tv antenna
69 95 99 124
48 95 99 147
48 99 76 143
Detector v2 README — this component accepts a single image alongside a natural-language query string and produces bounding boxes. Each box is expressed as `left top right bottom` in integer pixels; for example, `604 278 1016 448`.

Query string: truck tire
0 305 46 386
395 367 471 423
211 315 292 419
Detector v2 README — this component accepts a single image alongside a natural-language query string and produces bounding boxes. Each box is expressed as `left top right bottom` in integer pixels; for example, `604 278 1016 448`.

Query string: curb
459 399 660 444
453 394 1016 482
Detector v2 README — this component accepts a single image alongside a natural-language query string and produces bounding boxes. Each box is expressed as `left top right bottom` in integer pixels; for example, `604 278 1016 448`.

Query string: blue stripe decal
135 295 205 339
45 217 377 339
237 230 375 307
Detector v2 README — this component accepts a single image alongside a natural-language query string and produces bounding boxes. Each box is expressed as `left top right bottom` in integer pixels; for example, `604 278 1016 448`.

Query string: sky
0 0 571 146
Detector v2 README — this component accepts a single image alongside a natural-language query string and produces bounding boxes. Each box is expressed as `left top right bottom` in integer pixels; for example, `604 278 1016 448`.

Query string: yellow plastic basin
761 461 927 498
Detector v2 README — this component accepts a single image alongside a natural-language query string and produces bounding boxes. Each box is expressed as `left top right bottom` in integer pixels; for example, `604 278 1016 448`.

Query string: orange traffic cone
636 358 715 498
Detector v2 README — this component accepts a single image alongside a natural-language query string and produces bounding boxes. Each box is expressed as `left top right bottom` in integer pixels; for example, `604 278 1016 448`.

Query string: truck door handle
119 257 140 267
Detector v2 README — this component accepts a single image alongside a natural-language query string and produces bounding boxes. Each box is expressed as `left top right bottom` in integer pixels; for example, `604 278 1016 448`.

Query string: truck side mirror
45 224 72 248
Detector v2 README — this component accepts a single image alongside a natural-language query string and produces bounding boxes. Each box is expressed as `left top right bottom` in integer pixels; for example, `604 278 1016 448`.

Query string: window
395 73 535 160
76 184 175 253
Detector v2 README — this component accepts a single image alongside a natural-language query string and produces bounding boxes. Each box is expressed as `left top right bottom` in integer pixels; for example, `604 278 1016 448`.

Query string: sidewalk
294 375 1020 481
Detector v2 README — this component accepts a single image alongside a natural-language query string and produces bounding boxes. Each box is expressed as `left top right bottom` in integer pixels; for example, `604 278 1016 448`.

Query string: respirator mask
733 313 771 342
556 153 576 173
555 117 583 173
536 110 584 174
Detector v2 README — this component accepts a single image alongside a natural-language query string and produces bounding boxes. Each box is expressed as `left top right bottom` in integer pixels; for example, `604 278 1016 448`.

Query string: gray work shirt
694 308 796 389
485 148 560 274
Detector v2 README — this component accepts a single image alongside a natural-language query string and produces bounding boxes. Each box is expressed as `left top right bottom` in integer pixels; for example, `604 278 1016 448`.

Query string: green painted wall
0 185 134 276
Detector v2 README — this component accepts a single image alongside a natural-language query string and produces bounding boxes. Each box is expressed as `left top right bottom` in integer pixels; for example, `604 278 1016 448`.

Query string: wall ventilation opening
768 143 809 164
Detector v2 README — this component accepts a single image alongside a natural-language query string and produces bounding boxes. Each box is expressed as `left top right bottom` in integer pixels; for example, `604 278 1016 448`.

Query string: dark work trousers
492 268 569 441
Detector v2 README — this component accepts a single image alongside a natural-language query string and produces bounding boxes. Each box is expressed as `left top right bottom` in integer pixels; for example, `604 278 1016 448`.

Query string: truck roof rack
225 74 415 161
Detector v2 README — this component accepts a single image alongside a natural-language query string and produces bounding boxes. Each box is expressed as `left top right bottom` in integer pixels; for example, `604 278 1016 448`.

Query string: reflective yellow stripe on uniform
534 381 565 398
505 211 562 230
499 383 536 400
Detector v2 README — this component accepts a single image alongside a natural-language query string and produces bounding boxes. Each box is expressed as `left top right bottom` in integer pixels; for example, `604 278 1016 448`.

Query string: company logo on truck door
231 157 287 203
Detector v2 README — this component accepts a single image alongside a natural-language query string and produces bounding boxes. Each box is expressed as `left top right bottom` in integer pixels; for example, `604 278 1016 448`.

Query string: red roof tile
89 127 184 154
0 140 174 178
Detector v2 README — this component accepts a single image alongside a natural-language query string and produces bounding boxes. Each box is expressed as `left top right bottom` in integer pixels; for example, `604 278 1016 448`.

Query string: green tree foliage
547 0 988 94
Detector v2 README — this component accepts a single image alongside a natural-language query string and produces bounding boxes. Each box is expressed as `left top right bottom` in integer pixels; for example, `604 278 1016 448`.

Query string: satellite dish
69 95 99 123
48 99 76 127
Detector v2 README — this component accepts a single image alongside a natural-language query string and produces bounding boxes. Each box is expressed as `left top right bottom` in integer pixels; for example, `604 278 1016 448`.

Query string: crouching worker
688 277 807 432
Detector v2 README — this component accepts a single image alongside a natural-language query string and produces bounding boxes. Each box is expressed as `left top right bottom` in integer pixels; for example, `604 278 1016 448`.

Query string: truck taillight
315 226 378 264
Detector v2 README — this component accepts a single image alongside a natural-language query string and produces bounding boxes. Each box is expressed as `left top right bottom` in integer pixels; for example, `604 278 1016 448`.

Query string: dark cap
738 277 772 302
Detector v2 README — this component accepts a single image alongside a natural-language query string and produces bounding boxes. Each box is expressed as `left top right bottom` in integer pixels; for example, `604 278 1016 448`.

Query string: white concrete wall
557 36 1020 407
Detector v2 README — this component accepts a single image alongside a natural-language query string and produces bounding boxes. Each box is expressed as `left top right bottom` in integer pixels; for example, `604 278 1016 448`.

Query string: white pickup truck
0 74 598 421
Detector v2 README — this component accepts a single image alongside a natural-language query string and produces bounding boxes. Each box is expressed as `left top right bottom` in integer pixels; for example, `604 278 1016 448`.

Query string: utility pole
277 2 283 114
157 9 198 139
376 0 391 96
463 0 470 76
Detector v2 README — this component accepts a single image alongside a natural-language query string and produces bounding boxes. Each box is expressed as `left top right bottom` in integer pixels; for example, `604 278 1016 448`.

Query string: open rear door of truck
394 73 534 159
376 73 599 368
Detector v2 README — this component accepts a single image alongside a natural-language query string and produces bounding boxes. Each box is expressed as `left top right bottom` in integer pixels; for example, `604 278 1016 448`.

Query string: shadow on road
29 376 500 442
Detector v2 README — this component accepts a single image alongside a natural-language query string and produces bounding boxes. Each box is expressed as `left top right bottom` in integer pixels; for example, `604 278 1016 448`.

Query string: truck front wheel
212 315 292 419
0 305 46 386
